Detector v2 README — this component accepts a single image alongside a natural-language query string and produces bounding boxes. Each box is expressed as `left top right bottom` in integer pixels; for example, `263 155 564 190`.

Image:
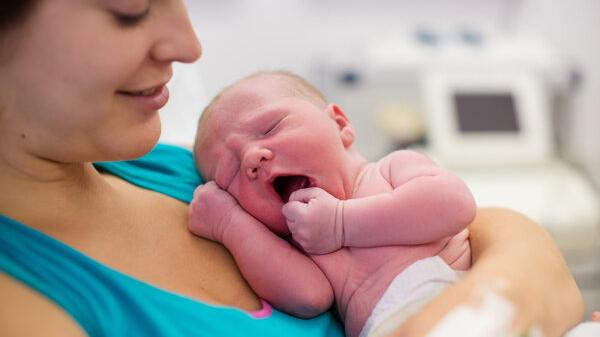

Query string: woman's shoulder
0 273 86 337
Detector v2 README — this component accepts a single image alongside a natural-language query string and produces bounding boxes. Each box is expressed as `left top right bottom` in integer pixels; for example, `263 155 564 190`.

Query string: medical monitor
454 93 520 133
421 70 553 167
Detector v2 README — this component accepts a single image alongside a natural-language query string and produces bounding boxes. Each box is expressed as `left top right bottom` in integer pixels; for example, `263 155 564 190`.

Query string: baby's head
194 70 330 179
193 70 357 234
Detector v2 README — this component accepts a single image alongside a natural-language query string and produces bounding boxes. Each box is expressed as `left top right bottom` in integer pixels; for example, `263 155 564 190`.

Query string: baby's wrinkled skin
189 73 475 337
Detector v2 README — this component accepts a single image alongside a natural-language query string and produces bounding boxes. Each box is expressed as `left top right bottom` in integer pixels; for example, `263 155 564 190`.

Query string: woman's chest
90 195 261 311
36 182 262 312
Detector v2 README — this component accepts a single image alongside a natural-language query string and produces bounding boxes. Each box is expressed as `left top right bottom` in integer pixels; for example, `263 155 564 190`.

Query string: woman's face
0 0 201 163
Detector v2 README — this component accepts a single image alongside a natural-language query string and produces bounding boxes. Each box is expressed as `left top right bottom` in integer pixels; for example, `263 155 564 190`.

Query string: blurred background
161 0 600 318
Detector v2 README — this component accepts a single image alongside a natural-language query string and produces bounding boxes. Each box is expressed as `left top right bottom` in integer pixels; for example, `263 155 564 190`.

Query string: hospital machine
420 66 600 318
316 30 600 317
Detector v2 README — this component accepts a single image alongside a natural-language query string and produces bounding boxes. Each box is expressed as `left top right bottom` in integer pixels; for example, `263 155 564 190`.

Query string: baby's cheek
245 200 287 234
264 211 290 236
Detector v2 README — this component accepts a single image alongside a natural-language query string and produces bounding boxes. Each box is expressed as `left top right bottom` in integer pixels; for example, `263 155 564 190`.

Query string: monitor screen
453 93 520 133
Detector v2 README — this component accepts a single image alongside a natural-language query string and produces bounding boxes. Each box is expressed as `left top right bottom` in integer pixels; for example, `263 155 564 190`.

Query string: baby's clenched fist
188 181 242 243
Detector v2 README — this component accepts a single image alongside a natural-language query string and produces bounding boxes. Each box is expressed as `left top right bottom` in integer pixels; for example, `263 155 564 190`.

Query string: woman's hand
390 208 584 337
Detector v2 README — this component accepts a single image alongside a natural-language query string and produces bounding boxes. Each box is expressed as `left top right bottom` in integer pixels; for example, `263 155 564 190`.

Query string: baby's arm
343 150 476 247
283 150 475 254
188 182 333 317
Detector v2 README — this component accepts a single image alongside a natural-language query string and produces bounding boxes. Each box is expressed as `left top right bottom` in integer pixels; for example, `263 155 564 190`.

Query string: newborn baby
189 70 476 337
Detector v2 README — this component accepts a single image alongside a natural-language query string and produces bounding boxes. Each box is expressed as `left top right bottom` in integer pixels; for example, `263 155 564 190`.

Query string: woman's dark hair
0 0 38 33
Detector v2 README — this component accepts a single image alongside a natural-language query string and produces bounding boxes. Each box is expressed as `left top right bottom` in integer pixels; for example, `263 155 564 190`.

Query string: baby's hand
188 181 242 243
282 187 344 255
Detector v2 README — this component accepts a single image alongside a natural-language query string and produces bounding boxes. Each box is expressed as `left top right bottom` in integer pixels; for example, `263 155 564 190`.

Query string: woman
0 1 583 337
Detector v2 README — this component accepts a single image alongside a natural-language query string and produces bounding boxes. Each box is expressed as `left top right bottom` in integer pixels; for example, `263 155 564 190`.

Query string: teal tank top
0 143 343 337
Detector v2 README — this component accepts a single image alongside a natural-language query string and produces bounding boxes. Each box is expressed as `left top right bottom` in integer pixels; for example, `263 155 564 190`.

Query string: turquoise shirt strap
94 143 202 203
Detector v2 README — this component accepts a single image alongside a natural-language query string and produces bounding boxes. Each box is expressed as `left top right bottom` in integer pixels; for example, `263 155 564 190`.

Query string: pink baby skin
189 72 476 337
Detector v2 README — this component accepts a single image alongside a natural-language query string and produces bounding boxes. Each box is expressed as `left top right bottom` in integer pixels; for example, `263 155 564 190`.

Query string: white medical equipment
421 69 552 167
420 67 600 253
418 64 600 318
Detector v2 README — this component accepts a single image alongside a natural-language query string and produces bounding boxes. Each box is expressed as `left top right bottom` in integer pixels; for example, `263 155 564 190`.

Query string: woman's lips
117 85 169 111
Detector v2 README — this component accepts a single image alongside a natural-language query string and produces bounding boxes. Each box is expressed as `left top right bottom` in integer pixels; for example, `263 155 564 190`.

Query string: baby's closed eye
262 117 284 136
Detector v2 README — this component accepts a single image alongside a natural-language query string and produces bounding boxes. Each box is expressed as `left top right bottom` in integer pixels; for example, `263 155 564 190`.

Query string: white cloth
359 256 464 337
565 322 600 337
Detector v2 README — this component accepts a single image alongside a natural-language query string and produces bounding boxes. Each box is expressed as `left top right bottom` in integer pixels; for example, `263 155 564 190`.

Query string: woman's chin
101 122 162 161
120 130 161 160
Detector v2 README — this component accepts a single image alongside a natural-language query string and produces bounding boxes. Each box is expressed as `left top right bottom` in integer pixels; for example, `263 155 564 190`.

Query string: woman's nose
150 2 202 64
242 146 274 179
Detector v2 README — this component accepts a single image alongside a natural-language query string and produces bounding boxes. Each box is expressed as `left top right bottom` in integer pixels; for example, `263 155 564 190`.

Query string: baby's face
196 78 353 235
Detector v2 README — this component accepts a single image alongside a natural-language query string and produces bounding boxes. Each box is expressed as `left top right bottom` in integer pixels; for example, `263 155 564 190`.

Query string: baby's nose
243 146 273 179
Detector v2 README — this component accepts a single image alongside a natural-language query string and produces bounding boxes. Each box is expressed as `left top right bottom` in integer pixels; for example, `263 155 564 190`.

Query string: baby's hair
246 70 328 109
199 70 327 126
193 70 327 177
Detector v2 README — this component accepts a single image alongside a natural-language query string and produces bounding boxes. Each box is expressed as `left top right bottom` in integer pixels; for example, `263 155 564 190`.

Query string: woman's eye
113 8 150 27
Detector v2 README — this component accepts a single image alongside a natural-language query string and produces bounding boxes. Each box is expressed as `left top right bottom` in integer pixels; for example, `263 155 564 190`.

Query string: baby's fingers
288 187 326 203
282 200 308 220
192 183 207 199
192 181 216 201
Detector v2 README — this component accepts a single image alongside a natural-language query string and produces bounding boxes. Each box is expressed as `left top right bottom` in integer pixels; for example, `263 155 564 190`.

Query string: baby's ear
327 104 355 148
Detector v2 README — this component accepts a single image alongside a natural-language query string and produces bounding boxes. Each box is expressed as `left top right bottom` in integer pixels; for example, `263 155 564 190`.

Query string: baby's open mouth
273 175 311 203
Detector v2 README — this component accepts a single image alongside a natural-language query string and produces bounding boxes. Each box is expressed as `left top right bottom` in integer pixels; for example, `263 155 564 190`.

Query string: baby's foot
592 311 600 322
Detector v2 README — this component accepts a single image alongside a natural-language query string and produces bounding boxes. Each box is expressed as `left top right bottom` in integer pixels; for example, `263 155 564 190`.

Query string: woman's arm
391 207 584 337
